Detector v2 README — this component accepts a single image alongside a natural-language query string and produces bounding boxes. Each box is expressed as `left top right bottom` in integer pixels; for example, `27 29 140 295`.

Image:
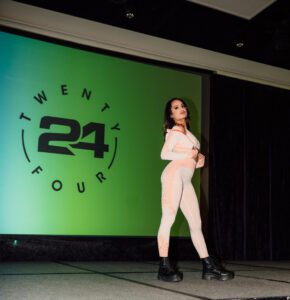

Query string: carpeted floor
0 260 290 299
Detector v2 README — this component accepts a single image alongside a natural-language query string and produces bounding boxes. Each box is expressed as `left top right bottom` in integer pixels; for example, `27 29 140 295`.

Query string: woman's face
170 99 187 122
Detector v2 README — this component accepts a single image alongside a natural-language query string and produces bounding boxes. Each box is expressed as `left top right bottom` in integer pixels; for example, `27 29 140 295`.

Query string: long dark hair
163 97 191 136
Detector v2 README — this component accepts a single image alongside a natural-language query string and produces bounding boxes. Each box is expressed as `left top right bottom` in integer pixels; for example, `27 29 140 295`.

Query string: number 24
38 116 109 158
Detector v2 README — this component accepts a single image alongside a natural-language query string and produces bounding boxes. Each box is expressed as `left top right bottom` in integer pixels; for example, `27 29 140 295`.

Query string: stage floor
0 260 290 299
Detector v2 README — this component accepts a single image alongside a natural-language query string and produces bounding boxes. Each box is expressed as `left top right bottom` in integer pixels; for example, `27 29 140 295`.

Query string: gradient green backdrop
0 30 202 237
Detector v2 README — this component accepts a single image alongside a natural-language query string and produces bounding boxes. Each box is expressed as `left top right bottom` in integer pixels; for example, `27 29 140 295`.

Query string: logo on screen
20 85 120 193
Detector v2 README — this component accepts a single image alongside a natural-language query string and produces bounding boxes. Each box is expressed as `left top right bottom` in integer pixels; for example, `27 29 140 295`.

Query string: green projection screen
0 29 203 237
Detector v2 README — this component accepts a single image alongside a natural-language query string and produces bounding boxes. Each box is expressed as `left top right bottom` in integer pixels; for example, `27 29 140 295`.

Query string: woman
157 97 234 282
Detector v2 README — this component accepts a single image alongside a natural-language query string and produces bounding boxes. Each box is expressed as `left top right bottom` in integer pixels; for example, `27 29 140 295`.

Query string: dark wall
209 74 290 260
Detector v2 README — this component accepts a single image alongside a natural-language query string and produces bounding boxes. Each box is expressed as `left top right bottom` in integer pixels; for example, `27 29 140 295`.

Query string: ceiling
15 0 290 70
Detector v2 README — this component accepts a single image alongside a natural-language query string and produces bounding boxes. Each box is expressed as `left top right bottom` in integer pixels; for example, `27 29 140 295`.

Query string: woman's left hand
196 153 205 168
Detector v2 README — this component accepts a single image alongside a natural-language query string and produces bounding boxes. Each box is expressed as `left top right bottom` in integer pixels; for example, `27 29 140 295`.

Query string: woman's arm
161 131 198 160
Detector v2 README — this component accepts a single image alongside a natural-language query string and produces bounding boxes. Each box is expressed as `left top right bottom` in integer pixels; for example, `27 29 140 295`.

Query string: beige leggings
157 159 209 258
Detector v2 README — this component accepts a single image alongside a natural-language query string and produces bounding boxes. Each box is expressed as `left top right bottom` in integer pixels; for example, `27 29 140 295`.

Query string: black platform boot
158 257 183 282
202 255 234 281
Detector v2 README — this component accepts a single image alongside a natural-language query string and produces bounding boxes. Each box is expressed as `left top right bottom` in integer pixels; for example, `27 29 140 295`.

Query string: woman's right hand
189 148 199 159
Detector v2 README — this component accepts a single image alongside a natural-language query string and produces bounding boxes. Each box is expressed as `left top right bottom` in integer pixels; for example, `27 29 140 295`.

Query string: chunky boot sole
202 273 234 281
158 273 183 282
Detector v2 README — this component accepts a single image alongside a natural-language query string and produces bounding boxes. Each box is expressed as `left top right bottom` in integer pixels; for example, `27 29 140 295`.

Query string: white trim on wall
1 0 290 90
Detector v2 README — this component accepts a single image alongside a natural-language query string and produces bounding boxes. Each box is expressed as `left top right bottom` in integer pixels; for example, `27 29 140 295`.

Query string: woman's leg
179 168 209 258
179 168 234 280
157 167 182 257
